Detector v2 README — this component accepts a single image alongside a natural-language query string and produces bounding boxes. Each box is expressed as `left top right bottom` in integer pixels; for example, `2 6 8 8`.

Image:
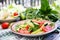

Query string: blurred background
0 0 56 7
0 0 58 11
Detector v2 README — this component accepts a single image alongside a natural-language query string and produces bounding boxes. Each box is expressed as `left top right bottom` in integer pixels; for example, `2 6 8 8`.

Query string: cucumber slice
20 13 26 20
31 29 42 34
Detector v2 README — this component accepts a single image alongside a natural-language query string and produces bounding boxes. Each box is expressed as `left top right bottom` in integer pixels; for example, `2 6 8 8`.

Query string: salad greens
20 0 59 22
31 21 39 31
41 0 51 12
25 8 38 19
37 0 59 22
28 21 39 32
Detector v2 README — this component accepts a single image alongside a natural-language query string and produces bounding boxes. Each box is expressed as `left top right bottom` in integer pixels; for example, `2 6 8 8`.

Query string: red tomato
1 22 9 29
26 25 29 30
13 12 18 16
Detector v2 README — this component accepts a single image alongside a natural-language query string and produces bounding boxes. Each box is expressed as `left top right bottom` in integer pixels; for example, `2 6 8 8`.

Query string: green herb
28 21 39 32
28 27 33 32
37 0 59 22
20 0 59 22
31 21 39 31
41 0 51 12
25 8 38 19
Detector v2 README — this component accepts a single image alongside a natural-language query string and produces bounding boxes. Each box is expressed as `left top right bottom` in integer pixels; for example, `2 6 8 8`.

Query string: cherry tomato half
26 25 29 30
13 12 18 16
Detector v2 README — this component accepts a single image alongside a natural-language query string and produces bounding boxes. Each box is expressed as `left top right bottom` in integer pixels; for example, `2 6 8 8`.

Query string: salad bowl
11 19 57 37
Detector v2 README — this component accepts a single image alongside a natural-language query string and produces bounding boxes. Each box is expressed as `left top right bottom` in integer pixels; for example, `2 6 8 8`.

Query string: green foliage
20 0 59 22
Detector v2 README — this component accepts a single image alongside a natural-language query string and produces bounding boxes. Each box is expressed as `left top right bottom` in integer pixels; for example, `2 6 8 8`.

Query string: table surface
0 29 59 40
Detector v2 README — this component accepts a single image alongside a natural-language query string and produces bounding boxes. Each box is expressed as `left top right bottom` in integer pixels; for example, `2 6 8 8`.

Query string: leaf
51 10 58 14
31 21 39 31
41 0 50 11
37 0 59 22
48 14 58 22
28 27 33 32
25 8 38 19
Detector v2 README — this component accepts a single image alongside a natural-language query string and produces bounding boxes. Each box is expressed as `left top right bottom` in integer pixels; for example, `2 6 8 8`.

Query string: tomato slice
18 29 30 34
42 27 48 32
24 30 30 34
37 21 45 28
18 29 24 34
26 25 29 30
13 12 18 16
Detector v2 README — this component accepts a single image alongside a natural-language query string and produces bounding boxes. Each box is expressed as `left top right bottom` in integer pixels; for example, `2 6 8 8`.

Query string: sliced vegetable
42 27 48 32
20 13 26 20
18 29 30 34
26 21 34 27
25 25 30 30
31 21 39 31
24 30 30 34
31 29 42 34
42 25 52 32
18 29 25 34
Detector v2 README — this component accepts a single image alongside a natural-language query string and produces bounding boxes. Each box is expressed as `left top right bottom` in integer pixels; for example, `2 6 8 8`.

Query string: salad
0 4 26 20
14 19 54 34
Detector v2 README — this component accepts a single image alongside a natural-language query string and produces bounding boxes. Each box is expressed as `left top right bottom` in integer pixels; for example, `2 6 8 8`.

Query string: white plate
11 20 57 37
0 17 20 22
